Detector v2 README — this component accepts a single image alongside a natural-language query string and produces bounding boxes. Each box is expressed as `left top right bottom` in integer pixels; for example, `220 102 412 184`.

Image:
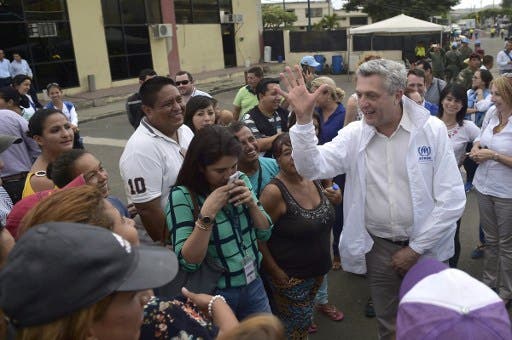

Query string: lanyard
222 205 247 255
255 161 263 198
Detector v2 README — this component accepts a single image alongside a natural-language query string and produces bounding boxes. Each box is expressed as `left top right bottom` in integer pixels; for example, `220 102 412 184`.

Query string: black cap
0 222 178 327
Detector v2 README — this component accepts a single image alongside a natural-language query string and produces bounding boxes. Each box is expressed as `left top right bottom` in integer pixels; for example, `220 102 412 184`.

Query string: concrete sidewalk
60 62 289 123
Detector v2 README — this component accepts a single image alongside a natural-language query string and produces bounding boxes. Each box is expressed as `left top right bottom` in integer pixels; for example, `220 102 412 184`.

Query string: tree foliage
465 7 512 23
343 0 459 22
313 13 341 30
262 5 298 31
504 0 512 8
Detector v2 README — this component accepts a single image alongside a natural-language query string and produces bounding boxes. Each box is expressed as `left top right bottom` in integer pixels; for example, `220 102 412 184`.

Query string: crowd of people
0 44 511 340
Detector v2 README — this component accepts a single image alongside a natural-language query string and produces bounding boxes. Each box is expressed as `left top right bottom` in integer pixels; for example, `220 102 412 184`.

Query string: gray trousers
477 191 512 300
366 235 406 340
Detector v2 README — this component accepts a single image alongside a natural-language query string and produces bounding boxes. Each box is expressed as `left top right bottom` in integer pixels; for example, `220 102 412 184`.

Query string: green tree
503 0 512 8
343 0 459 22
262 5 298 30
313 13 341 30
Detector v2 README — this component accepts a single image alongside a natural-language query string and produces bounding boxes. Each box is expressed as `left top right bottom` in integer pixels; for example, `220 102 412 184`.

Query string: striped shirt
0 187 13 226
166 174 272 289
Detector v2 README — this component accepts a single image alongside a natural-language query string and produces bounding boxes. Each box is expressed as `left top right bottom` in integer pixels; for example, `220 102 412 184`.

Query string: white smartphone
228 171 240 185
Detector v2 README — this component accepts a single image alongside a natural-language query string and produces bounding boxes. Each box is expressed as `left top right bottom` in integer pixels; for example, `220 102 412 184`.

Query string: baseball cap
0 134 21 154
462 37 470 43
451 42 458 48
397 258 512 340
300 55 320 67
0 222 178 328
5 174 87 239
475 39 481 45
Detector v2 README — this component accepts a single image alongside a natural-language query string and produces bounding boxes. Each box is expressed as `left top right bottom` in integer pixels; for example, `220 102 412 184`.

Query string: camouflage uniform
456 67 475 90
445 49 463 83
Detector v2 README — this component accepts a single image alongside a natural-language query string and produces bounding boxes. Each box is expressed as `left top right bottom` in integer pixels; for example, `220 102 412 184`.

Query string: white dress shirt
10 59 32 77
496 49 512 73
365 111 414 241
0 59 11 78
474 108 512 198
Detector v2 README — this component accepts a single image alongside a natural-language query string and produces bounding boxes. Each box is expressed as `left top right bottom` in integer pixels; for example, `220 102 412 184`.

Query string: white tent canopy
349 14 444 35
346 14 444 71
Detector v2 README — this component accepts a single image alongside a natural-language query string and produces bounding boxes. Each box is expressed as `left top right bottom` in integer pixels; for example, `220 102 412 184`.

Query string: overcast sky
261 0 501 10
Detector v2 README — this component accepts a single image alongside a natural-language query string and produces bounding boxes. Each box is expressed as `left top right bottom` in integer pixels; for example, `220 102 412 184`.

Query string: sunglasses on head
175 80 190 86
46 82 60 91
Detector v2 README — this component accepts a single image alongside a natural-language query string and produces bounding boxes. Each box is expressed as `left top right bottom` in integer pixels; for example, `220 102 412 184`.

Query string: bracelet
493 153 500 161
195 220 210 231
208 294 226 318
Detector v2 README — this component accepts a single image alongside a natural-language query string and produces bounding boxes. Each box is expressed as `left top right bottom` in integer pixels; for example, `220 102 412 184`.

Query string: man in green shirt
233 66 263 121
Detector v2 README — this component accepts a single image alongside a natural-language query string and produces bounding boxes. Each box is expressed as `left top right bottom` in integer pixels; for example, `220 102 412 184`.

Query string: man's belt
1 172 28 183
379 237 409 247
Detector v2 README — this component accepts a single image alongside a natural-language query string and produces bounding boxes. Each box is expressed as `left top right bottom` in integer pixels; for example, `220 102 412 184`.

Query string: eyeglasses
175 80 190 86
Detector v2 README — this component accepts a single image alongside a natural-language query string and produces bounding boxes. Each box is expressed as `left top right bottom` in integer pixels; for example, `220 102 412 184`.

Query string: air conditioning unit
28 23 57 38
153 24 173 39
233 14 243 23
221 14 234 24
220 13 243 24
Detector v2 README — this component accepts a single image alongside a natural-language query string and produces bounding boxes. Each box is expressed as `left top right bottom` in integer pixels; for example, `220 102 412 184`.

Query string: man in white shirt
9 52 32 78
282 59 466 340
175 70 211 104
496 41 512 74
0 50 11 87
119 76 194 241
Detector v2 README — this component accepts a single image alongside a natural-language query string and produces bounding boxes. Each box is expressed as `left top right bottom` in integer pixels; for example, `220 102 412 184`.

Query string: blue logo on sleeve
418 145 432 162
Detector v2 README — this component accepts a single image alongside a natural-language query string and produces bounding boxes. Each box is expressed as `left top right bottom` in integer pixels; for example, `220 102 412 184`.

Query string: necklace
493 117 509 134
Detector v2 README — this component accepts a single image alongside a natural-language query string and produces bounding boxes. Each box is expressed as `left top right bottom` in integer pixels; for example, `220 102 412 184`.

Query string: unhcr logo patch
418 145 432 162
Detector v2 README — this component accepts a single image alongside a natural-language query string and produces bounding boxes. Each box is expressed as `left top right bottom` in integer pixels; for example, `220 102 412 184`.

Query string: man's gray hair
356 59 407 94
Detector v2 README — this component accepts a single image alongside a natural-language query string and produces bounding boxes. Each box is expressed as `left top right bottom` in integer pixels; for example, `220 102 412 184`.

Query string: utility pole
307 0 312 31
282 0 285 10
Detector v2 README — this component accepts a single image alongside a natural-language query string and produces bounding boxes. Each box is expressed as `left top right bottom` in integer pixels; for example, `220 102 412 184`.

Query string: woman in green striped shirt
166 125 273 320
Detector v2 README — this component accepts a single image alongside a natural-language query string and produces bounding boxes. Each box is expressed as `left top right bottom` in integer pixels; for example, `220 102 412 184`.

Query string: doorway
221 24 236 67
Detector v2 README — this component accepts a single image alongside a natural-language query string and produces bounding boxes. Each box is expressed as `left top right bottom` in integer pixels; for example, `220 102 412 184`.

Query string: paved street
80 34 503 339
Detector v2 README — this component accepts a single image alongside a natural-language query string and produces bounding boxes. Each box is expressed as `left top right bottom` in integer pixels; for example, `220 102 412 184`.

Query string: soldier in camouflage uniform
445 43 463 83
459 38 473 61
456 53 481 90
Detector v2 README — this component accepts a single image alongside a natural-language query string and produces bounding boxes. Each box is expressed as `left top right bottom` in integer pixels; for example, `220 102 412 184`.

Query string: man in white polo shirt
284 59 466 340
120 76 194 241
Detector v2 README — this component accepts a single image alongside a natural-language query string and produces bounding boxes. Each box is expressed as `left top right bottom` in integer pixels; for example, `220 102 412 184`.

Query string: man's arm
134 197 166 241
408 123 466 255
120 148 165 241
256 134 281 152
233 106 241 121
24 60 32 78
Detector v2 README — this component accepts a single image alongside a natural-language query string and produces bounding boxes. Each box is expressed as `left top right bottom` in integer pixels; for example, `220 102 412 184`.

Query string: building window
101 0 155 81
305 8 322 18
0 0 79 89
350 16 368 26
175 0 232 24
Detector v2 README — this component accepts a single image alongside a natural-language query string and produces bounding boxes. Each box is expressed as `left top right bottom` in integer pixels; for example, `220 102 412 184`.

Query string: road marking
83 136 127 148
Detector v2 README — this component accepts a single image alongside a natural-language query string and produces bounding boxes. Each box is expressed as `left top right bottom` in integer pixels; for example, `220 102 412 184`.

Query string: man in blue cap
300 56 320 90
459 37 473 61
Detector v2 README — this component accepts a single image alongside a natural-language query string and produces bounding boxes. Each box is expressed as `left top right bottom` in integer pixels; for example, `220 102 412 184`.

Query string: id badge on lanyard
225 205 257 284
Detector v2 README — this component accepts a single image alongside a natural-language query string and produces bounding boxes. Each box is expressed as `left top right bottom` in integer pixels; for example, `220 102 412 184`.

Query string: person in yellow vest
415 42 426 62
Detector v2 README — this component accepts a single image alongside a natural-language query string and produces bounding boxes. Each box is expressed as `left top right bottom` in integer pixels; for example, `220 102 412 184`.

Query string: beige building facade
0 0 263 94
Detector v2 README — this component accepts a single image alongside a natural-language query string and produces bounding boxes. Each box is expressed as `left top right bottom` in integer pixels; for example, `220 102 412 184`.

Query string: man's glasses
175 80 190 86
